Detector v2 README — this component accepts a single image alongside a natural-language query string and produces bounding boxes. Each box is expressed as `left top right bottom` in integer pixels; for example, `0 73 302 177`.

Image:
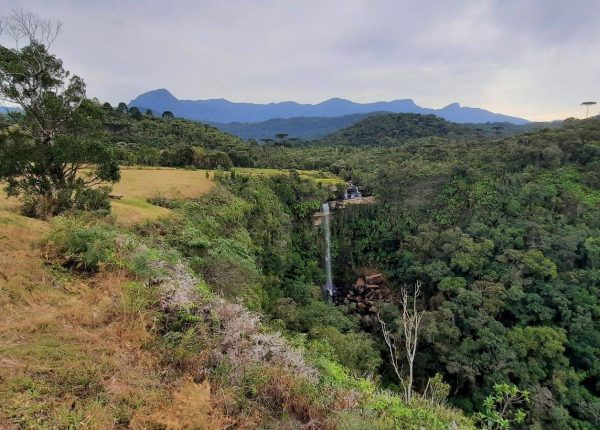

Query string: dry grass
131 377 235 430
0 208 287 429
0 209 50 308
110 197 172 226
0 167 215 226
108 167 215 226
0 262 167 428
0 209 167 428
0 190 20 213
112 167 214 200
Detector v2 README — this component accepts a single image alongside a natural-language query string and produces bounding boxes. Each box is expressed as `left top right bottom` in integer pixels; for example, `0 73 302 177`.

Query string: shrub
48 217 118 271
73 186 112 212
120 281 159 314
309 326 382 377
146 195 180 209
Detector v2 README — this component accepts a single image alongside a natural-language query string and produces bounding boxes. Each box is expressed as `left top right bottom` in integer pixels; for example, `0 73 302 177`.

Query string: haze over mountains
130 89 530 127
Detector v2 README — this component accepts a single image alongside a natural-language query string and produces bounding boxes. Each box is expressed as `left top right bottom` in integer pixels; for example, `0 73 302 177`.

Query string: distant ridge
129 89 530 125
212 113 381 140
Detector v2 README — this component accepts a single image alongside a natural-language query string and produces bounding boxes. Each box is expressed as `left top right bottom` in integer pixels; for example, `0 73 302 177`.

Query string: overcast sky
3 0 599 121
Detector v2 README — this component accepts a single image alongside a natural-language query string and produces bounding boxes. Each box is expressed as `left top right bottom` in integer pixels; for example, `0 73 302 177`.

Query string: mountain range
129 89 530 126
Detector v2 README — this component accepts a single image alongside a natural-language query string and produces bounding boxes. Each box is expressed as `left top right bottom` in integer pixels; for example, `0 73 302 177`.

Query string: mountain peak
129 89 178 108
321 97 352 104
443 102 461 109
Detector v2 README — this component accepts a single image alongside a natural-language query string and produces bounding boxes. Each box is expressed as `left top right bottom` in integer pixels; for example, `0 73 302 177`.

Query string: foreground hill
129 88 530 124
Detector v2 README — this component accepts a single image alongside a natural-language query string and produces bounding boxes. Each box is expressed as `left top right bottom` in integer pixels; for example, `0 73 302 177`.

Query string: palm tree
581 101 597 118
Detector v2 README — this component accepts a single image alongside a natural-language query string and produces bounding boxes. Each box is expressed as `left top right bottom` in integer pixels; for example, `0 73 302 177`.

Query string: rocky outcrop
336 274 391 330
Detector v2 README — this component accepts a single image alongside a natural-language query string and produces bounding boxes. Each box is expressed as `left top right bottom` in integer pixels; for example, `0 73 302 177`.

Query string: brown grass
0 208 257 429
0 210 50 308
110 197 172 226
0 266 167 428
131 377 235 430
107 167 215 226
0 167 215 226
112 167 214 200
0 212 178 427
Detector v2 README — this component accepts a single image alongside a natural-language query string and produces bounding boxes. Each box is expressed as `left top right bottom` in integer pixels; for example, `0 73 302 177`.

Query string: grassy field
1 167 215 226
0 167 217 427
0 207 190 429
108 167 215 225
112 167 214 200
1 167 341 226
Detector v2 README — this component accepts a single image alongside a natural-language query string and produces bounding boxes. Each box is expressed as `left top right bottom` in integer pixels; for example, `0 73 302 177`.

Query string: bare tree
0 10 81 136
581 101 597 118
0 9 62 47
378 280 424 402
377 308 406 397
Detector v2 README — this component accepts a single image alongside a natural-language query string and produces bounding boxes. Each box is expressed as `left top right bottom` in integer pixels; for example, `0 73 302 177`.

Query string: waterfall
322 202 333 298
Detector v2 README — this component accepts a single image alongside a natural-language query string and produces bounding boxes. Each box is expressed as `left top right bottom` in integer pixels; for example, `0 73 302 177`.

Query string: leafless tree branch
377 280 424 403
2 9 62 47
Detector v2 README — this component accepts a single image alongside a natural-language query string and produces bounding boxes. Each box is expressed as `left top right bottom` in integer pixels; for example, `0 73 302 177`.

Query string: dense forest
325 117 600 428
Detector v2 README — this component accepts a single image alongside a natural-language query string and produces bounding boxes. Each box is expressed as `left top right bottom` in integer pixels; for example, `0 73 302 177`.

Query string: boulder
365 273 383 284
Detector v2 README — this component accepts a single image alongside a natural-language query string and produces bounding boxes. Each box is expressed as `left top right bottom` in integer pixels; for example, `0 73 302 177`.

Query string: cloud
2 0 599 120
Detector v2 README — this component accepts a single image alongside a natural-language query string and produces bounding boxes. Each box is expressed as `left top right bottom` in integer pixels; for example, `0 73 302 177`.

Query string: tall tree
491 125 503 136
117 102 128 113
581 101 597 118
0 10 119 217
129 106 142 120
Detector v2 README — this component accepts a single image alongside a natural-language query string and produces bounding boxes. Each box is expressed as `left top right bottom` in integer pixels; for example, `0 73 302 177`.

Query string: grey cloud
1 0 599 120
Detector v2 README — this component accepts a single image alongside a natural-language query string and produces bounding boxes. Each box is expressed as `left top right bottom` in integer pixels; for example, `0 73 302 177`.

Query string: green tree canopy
0 10 119 217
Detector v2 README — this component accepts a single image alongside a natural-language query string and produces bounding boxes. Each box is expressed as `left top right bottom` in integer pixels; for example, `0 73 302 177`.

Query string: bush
309 326 382 377
146 195 180 209
73 186 111 212
120 281 159 314
48 218 118 271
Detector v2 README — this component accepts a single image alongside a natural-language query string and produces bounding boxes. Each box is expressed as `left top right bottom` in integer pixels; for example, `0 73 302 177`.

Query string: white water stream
322 202 333 298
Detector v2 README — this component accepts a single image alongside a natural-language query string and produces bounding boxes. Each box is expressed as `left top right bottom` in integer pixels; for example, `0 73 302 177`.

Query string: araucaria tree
0 10 119 217
581 101 597 118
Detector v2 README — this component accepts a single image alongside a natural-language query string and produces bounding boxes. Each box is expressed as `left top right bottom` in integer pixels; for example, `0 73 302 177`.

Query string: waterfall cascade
322 202 334 298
